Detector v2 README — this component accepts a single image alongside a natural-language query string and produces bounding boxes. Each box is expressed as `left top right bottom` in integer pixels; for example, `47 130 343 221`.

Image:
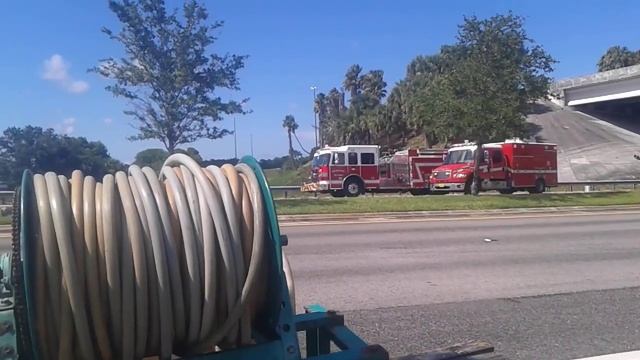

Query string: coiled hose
27 154 294 360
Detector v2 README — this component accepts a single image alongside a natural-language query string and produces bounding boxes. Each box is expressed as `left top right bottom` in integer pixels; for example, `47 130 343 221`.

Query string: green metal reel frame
11 160 386 360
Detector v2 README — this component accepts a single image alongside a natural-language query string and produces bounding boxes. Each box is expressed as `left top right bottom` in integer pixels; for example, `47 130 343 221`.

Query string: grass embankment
0 216 10 226
264 167 309 186
275 191 640 215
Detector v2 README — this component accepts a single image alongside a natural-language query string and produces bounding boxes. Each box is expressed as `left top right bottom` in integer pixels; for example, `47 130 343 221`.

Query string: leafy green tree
597 46 640 72
133 148 169 171
134 146 203 171
0 126 124 188
282 115 299 167
443 13 554 194
93 0 247 152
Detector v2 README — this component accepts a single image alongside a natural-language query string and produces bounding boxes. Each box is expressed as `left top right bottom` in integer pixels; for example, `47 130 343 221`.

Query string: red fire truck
429 139 558 194
303 145 446 197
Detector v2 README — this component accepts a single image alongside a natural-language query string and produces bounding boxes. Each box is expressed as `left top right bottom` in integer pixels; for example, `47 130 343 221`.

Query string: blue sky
1 1 639 162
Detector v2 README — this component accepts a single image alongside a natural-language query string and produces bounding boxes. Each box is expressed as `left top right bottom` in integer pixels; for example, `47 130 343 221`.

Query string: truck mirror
483 150 490 163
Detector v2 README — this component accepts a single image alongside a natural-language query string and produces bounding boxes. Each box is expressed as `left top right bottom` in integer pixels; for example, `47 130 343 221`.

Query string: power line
293 131 311 155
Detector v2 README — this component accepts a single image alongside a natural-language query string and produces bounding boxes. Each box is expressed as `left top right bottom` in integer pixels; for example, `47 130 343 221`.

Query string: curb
277 204 640 224
2 205 638 231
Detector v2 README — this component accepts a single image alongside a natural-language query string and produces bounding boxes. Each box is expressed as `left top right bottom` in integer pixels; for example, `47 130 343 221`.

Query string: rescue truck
429 139 558 194
303 145 446 197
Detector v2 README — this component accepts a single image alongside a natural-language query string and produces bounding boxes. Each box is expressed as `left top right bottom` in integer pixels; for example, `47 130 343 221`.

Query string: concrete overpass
552 64 640 107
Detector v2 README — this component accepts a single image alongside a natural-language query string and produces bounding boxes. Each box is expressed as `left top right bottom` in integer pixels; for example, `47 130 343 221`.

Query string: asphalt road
284 211 640 359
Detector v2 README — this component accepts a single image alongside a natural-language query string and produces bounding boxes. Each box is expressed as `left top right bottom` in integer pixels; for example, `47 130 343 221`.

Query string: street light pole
310 86 318 148
233 117 238 161
250 133 254 157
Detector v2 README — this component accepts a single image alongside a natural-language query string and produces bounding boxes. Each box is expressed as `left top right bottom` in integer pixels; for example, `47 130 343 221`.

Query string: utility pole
310 86 318 148
233 117 238 161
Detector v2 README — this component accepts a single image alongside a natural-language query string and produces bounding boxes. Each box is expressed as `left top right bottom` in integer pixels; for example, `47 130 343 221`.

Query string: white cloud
103 117 113 125
69 80 89 93
43 54 67 80
42 54 89 94
57 117 76 135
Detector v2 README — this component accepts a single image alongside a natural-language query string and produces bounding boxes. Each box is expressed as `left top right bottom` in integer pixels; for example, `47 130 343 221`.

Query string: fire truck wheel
410 189 429 196
344 177 363 197
530 179 546 194
330 190 346 198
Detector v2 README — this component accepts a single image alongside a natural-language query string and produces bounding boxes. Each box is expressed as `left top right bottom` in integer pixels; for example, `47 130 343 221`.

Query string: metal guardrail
557 180 639 192
269 186 302 191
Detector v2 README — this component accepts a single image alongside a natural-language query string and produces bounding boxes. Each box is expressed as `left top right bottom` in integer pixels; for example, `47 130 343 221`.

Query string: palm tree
343 64 363 99
282 114 299 167
360 70 387 104
314 92 327 146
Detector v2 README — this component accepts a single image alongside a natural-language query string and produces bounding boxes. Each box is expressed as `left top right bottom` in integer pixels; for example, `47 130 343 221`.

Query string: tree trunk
167 140 176 153
472 141 484 196
288 131 295 168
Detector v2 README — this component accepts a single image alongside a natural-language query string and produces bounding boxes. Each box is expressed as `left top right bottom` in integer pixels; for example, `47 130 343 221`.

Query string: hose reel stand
1 156 389 360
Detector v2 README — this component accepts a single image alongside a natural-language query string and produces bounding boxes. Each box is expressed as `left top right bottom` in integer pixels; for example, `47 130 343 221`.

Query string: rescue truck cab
305 145 446 197
430 139 558 194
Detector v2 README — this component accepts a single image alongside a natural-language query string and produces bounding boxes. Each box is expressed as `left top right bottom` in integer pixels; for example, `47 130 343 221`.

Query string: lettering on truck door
330 152 346 189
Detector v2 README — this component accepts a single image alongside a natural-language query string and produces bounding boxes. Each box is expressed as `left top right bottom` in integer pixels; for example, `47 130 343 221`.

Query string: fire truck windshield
312 153 331 167
444 149 475 164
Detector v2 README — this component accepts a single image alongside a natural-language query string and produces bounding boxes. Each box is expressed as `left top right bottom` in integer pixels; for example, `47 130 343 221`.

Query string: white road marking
573 350 640 359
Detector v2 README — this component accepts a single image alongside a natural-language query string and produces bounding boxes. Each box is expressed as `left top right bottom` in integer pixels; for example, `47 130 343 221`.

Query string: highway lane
284 211 640 359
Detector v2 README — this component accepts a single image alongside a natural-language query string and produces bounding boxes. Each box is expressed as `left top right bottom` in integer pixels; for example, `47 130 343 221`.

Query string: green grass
0 216 10 226
275 191 640 215
264 167 309 186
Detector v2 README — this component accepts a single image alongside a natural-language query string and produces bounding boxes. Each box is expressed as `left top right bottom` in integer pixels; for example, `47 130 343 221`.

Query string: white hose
28 155 285 359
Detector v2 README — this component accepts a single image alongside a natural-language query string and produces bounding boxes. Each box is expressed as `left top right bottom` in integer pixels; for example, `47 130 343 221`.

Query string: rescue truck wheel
330 190 346 197
344 177 363 197
530 179 546 194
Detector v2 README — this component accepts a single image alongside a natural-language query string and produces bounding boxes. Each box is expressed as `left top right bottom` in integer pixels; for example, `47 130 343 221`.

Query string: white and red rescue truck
304 145 446 197
429 139 558 194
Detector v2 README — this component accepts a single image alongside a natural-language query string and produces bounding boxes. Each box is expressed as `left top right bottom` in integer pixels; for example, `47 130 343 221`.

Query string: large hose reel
1 155 388 360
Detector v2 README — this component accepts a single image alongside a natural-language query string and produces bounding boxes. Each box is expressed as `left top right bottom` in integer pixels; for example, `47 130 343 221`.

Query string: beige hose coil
29 154 293 359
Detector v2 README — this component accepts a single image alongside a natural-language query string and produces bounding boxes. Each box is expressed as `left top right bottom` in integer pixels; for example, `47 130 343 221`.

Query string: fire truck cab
429 139 558 194
306 145 446 197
